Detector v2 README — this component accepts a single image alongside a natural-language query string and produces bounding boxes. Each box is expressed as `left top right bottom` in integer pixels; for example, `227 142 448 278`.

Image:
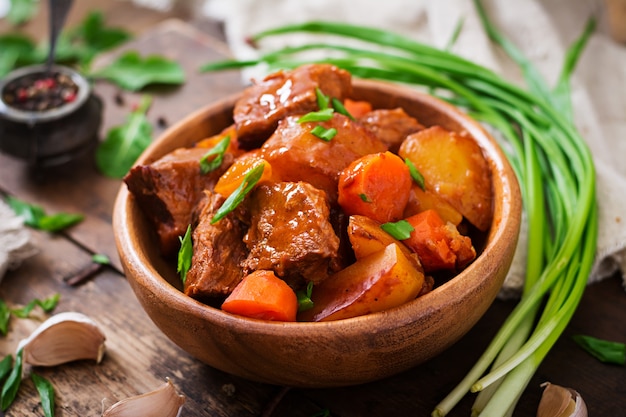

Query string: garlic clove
102 378 185 417
537 382 588 417
17 311 106 367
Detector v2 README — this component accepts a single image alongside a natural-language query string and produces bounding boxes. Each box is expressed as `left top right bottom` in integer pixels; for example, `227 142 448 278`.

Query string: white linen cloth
0 199 37 281
200 0 626 298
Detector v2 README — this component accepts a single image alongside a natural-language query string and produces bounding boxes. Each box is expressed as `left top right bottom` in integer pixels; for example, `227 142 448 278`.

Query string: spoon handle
46 0 74 72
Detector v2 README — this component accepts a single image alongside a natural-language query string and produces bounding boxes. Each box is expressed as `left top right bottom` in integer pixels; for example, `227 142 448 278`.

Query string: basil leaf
212 163 265 224
92 254 111 265
199 136 230 174
31 372 55 417
6 195 46 227
572 334 626 365
92 50 185 91
0 300 10 336
6 0 39 25
310 125 337 141
177 225 193 284
405 158 425 190
315 87 330 110
297 108 334 123
0 355 13 383
331 97 355 120
96 95 153 179
381 220 414 240
5 196 84 232
1 349 23 411
37 213 84 232
297 282 315 312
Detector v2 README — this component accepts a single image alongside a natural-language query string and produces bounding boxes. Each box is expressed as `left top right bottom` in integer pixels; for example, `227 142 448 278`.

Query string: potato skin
399 126 493 231
299 243 425 322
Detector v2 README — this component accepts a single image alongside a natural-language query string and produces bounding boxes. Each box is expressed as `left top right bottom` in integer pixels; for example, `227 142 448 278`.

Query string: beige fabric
204 0 626 297
0 199 38 281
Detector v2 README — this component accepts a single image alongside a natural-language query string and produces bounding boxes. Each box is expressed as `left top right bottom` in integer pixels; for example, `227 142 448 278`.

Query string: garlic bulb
537 382 588 417
102 378 185 417
17 311 106 367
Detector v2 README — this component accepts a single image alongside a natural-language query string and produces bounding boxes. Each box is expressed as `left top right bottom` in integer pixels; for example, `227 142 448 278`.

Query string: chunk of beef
124 147 233 257
261 113 387 202
233 64 352 148
184 191 249 300
242 182 341 288
359 108 425 152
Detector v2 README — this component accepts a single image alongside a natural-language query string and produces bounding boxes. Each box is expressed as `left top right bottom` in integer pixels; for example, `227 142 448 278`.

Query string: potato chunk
299 243 425 322
399 126 493 231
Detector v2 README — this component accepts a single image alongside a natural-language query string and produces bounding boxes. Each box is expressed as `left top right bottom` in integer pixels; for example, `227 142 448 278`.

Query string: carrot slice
338 151 412 224
343 99 372 118
222 270 298 322
195 125 244 156
214 154 274 198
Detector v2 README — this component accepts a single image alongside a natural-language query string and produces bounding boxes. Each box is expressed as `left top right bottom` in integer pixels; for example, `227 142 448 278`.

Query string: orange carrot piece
222 270 298 321
343 99 373 118
214 153 274 198
338 151 412 224
195 125 244 157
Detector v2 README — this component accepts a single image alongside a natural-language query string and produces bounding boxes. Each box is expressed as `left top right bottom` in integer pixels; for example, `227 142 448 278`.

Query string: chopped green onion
177 225 193 284
405 158 425 190
11 294 60 318
572 334 626 365
297 281 315 312
92 253 111 265
31 372 55 417
297 108 334 123
212 163 265 224
315 87 330 109
310 125 337 141
359 193 371 203
381 220 414 240
331 97 354 120
199 135 231 174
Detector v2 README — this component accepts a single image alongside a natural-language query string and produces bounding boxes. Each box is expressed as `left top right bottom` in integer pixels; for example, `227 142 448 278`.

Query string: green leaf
92 50 185 91
0 300 10 336
199 136 231 174
96 95 153 179
1 349 23 411
405 158 425 190
0 34 38 76
381 220 414 240
0 355 13 383
37 213 84 232
31 372 55 417
315 87 330 110
11 294 60 318
212 163 265 224
7 0 39 25
572 334 626 365
331 97 354 120
310 125 337 141
359 193 371 203
297 282 315 312
5 196 83 232
92 254 111 265
177 225 193 284
297 108 334 123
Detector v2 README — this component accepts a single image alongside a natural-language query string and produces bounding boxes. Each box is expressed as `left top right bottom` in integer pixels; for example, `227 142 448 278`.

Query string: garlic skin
102 378 185 417
17 311 106 367
537 382 588 417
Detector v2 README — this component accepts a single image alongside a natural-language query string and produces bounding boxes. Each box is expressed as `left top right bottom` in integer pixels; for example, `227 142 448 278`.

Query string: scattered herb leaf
359 193 371 203
5 196 84 232
177 225 193 284
11 293 60 318
381 220 414 240
297 282 315 312
0 300 10 336
92 254 111 265
0 355 12 382
331 97 354 120
31 372 55 417
6 0 39 26
315 87 330 110
1 349 23 411
297 108 334 123
92 50 185 91
212 164 265 224
199 136 231 174
310 125 337 141
0 34 38 77
572 334 626 365
405 158 425 190
96 95 153 179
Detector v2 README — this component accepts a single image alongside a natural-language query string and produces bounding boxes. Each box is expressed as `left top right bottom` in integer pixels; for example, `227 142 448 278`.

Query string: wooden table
1 9 625 417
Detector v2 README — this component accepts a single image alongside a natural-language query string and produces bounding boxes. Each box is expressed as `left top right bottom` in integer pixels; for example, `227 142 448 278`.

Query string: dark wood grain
1 7 625 417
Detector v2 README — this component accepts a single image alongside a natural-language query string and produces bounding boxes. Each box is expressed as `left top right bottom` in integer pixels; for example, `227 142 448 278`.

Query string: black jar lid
0 64 91 124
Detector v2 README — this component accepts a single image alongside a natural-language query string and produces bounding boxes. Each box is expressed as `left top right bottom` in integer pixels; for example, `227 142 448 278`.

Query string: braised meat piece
124 147 233 257
359 108 425 152
261 113 387 202
233 63 352 148
242 182 341 288
184 191 249 300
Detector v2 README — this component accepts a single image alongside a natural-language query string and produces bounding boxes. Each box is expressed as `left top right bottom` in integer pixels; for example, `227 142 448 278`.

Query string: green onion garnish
297 281 315 312
331 97 354 120
177 224 193 284
297 108 334 123
315 87 330 110
310 125 337 141
380 220 414 240
405 158 425 190
199 135 230 174
211 163 265 224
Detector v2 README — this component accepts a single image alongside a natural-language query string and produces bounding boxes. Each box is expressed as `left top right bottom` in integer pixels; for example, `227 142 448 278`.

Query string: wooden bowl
113 79 522 388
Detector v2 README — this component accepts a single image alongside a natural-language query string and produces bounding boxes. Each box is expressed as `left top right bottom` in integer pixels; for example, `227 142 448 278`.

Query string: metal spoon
46 0 74 72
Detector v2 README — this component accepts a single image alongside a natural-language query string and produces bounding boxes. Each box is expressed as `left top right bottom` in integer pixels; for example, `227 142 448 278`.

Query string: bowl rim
113 78 522 335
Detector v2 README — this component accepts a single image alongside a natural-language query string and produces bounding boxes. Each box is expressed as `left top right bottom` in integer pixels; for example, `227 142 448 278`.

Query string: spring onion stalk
201 2 598 415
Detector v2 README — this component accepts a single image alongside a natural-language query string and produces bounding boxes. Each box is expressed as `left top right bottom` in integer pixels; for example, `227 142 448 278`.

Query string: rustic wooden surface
1 4 625 417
